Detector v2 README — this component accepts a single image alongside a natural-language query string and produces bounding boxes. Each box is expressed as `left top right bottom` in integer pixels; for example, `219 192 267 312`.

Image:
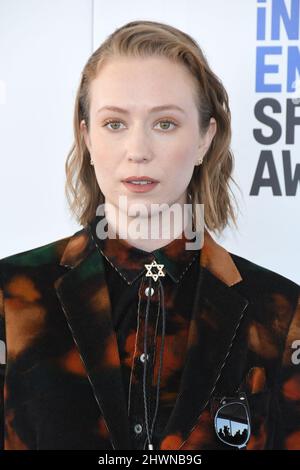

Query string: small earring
196 156 203 166
90 158 94 166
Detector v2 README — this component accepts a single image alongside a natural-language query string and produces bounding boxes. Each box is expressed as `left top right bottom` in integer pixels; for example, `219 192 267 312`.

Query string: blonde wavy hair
65 19 241 235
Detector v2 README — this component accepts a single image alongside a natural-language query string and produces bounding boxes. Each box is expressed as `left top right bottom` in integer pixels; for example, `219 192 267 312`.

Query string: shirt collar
89 215 201 285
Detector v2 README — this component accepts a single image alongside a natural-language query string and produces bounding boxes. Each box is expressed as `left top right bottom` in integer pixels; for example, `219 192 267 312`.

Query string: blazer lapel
54 224 249 451
158 229 250 450
54 227 132 450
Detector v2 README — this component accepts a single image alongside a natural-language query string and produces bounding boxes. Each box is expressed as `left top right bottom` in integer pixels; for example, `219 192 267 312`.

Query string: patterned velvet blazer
0 221 299 450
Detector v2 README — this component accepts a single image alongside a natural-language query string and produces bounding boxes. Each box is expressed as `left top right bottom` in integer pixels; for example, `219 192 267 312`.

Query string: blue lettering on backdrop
250 0 300 196
256 0 299 92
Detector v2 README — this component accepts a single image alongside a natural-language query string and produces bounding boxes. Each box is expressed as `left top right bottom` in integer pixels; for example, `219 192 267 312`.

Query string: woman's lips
122 181 159 193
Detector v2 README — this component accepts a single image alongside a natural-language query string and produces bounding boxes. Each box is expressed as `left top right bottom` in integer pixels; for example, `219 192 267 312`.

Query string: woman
0 20 299 451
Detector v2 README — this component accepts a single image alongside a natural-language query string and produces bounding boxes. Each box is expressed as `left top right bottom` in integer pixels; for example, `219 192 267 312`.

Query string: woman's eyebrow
96 104 186 115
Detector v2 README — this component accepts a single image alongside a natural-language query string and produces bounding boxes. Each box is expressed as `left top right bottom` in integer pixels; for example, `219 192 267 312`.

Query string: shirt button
145 287 154 297
134 423 143 434
140 353 149 363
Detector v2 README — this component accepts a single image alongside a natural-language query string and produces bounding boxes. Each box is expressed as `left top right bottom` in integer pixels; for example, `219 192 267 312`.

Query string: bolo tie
141 259 166 451
139 251 204 450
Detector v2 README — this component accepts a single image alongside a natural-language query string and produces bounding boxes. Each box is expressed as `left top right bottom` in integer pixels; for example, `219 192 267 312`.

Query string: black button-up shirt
90 216 201 449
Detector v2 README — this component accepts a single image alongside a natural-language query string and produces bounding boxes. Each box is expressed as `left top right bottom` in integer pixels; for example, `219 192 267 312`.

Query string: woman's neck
104 195 193 253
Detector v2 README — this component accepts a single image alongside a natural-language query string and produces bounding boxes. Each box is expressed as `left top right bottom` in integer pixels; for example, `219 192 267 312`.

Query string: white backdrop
0 0 299 283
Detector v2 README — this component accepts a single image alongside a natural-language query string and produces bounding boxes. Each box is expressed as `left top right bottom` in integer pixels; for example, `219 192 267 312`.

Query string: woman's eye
103 120 125 131
154 120 177 131
102 119 178 131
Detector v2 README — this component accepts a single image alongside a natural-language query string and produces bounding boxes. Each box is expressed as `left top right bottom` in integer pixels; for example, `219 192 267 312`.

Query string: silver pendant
144 259 165 282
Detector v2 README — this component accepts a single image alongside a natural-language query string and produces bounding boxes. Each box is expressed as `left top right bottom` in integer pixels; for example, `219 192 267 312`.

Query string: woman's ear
208 117 217 144
80 119 92 154
199 117 217 156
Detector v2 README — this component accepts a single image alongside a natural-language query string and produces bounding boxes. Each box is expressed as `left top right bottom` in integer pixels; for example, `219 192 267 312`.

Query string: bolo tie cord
142 255 204 450
142 275 166 450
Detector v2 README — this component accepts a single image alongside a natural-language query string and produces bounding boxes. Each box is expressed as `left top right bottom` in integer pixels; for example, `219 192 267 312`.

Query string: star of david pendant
144 259 165 282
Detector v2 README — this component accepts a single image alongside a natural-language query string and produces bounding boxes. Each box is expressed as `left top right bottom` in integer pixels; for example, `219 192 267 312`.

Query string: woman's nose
128 154 149 162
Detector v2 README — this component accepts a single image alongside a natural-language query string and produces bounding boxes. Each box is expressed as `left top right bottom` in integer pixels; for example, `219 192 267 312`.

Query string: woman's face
81 56 216 218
